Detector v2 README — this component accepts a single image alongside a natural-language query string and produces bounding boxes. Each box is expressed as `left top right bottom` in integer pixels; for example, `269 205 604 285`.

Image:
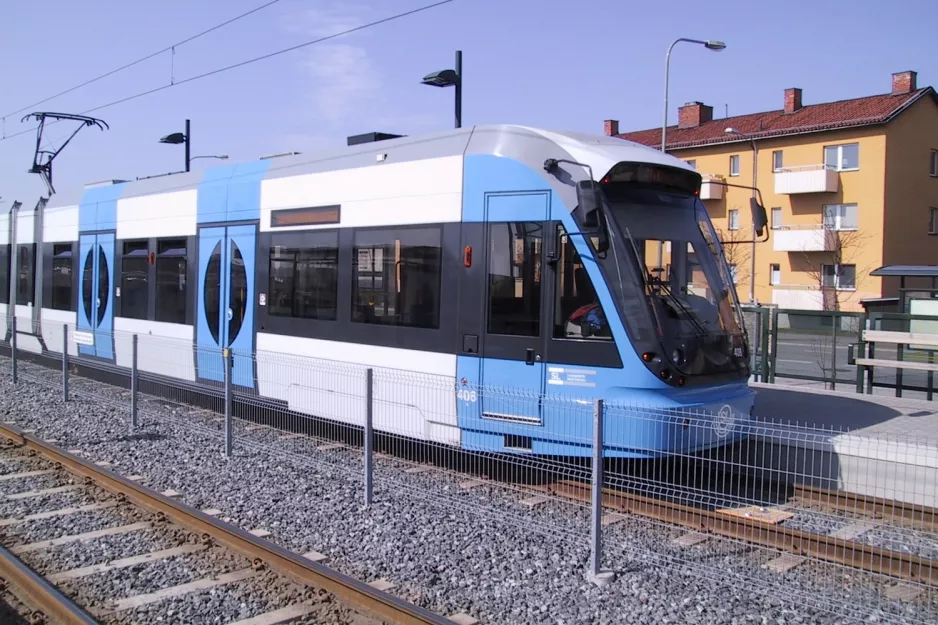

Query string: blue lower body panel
456 355 755 458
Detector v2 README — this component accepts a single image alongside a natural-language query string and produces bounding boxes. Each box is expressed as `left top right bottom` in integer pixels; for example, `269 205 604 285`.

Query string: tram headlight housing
670 348 684 366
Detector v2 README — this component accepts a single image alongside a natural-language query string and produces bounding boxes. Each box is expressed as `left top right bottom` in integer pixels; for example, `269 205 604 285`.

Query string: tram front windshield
600 183 748 376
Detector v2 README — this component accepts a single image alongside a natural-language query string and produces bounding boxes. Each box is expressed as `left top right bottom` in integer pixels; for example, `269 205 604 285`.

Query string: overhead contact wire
1 0 285 121
0 0 457 144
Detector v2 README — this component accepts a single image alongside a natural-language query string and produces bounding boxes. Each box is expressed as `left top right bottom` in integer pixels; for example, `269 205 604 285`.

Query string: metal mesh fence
1 316 937 623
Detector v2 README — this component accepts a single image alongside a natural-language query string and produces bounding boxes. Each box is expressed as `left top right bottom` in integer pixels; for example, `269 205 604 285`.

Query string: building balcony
773 164 839 194
772 225 838 252
699 174 724 200
771 285 824 310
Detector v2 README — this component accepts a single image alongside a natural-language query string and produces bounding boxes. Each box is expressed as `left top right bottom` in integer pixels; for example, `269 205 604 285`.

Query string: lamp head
159 132 186 145
421 69 459 87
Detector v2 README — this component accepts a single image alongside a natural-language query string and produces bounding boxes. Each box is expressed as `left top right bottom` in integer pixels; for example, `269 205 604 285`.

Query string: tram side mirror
750 197 768 237
575 180 610 253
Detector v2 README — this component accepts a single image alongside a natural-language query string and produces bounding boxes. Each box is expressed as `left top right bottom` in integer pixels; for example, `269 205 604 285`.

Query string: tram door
77 233 115 360
196 225 257 389
479 193 550 424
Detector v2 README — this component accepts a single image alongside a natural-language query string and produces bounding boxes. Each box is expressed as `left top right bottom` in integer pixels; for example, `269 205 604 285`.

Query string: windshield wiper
623 228 711 339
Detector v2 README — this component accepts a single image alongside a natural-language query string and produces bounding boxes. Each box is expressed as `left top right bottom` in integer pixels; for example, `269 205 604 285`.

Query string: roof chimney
678 102 713 129
784 88 803 113
603 119 619 136
891 71 917 94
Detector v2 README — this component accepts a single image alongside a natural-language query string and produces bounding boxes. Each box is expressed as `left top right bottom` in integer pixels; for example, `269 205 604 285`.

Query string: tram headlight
671 348 684 366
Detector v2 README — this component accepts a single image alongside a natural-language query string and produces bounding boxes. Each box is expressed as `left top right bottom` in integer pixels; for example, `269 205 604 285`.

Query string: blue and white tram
1 125 759 457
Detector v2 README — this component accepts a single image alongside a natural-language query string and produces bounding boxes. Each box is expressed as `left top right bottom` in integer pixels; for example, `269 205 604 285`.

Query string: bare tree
797 218 872 389
715 224 752 291
799 223 873 312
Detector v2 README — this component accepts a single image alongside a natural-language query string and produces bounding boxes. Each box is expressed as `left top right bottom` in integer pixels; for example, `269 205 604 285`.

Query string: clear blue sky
1 0 936 208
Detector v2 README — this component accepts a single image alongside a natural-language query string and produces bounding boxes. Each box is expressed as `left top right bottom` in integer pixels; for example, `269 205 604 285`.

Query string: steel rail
0 540 101 625
542 480 938 587
793 484 938 532
0 424 456 625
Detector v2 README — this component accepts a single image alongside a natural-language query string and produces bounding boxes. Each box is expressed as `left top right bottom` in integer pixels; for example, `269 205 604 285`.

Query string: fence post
130 334 139 430
62 324 69 401
830 313 838 391
10 316 17 384
855 314 866 394
769 308 779 383
588 399 613 585
224 348 233 458
364 368 374 506
759 309 770 382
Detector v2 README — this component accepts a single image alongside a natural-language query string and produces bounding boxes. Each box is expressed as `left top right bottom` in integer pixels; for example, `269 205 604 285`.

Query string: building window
120 240 149 320
50 244 73 311
769 263 781 286
930 208 938 235
352 227 442 329
823 143 859 171
821 264 856 290
685 159 696 170
772 150 783 172
728 209 739 230
822 204 858 231
488 222 542 337
269 231 338 320
931 150 938 177
729 155 740 176
155 238 187 324
16 244 35 306
553 226 610 341
771 207 782 230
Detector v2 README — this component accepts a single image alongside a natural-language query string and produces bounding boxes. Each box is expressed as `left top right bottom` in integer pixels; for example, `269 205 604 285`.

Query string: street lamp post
661 38 726 152
658 38 726 270
421 50 462 129
159 120 227 170
726 127 758 304
159 119 191 172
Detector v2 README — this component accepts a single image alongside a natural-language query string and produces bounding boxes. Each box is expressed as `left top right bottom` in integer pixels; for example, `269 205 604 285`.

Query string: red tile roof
616 87 937 151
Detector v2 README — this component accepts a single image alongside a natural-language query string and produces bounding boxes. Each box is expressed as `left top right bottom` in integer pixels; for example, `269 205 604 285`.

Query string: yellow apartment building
606 70 938 311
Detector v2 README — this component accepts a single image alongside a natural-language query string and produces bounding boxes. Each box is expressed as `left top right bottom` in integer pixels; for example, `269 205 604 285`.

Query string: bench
849 330 938 395
851 330 938 372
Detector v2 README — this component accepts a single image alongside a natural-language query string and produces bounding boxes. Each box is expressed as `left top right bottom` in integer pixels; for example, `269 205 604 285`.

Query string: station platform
735 382 938 507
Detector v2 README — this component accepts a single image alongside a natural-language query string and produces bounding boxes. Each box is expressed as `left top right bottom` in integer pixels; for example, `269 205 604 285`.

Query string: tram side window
268 231 338 320
50 244 73 311
121 240 149 320
553 227 611 341
155 238 187 324
0 245 8 305
351 227 442 330
487 222 542 337
16 244 35 305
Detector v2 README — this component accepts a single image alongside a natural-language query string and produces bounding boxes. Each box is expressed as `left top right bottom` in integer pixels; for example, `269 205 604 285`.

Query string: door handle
525 348 537 365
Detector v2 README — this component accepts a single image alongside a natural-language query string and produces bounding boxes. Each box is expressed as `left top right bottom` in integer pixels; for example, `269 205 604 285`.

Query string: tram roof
46 124 691 209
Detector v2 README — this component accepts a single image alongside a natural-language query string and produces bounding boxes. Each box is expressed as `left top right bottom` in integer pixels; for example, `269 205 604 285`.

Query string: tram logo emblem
713 404 735 439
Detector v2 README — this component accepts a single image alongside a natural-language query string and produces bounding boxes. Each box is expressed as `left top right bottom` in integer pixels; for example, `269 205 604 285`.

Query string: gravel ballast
2 358 937 625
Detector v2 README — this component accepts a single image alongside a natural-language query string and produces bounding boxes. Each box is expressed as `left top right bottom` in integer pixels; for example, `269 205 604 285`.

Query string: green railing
740 306 938 400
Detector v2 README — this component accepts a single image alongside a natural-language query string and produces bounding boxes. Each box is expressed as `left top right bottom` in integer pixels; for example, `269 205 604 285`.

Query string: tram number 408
457 389 478 403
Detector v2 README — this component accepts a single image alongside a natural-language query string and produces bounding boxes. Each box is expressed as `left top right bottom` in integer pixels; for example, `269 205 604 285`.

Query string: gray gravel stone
18 526 168 575
2 358 937 625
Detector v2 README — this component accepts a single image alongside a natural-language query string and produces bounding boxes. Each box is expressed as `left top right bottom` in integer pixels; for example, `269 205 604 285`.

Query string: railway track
536 479 938 587
0 424 460 625
792 484 938 532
